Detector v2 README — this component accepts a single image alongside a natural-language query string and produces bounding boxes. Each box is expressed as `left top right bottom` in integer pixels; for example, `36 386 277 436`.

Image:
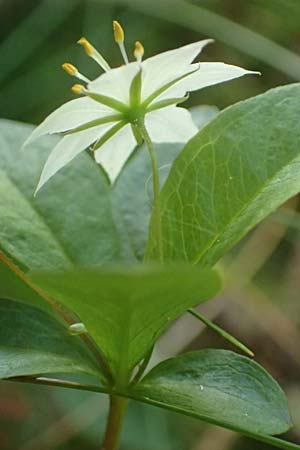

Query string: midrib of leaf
124 394 298 450
1 172 74 267
8 374 297 450
117 298 132 387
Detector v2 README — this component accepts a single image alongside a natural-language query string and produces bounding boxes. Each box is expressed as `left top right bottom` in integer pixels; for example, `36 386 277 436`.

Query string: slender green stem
188 308 254 357
102 395 128 450
11 377 127 450
137 119 163 262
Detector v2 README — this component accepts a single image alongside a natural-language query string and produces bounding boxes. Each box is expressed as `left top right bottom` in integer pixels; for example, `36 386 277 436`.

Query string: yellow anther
77 37 94 56
113 20 124 43
71 84 85 95
77 37 111 72
62 63 78 76
134 41 144 62
113 20 128 64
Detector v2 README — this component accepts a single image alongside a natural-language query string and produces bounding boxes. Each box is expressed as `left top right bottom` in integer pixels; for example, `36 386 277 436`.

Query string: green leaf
0 299 106 382
30 265 221 383
146 84 300 265
130 350 294 448
0 119 123 270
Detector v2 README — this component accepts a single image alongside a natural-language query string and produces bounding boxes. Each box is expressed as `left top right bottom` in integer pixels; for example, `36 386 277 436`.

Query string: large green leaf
30 265 221 383
0 299 105 382
130 350 294 449
146 83 300 265
0 119 123 269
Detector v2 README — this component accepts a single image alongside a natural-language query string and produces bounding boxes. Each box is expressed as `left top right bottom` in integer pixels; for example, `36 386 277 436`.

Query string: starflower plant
24 21 256 194
3 14 300 450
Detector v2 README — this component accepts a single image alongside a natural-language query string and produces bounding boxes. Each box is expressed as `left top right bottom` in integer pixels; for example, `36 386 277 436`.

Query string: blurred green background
1 0 300 449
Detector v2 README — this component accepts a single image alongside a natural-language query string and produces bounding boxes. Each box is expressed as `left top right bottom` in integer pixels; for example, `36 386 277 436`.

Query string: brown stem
0 251 68 319
102 395 128 450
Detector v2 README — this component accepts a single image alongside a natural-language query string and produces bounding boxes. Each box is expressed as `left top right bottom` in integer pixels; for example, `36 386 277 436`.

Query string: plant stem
102 395 128 450
137 119 163 262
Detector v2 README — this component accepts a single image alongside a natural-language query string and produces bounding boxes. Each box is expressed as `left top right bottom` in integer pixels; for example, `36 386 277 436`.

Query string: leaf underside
131 350 291 436
30 265 221 379
129 350 299 450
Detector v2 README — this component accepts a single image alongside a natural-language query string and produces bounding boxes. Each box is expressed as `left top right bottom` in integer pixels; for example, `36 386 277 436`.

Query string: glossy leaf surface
147 84 300 265
131 350 293 445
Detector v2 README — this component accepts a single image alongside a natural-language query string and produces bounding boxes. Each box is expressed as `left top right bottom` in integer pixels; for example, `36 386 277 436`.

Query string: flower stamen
134 41 144 63
71 84 128 112
113 20 129 65
77 37 111 72
62 63 90 83
71 84 86 95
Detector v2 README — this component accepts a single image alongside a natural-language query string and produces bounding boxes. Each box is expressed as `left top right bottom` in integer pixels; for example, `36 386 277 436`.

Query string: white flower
23 21 258 194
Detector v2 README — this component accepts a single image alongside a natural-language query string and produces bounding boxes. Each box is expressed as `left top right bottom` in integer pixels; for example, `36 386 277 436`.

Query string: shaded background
1 0 300 449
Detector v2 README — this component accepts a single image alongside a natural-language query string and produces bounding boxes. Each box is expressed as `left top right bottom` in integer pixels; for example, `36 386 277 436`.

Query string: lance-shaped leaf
146 83 300 265
30 265 221 382
130 350 295 450
0 299 106 382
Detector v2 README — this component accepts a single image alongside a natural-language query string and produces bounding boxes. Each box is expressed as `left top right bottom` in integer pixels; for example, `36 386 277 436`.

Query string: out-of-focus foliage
1 1 300 449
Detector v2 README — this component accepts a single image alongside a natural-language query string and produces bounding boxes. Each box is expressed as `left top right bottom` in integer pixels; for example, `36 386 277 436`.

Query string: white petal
141 40 213 100
88 62 140 104
145 107 198 143
23 97 113 148
94 124 136 183
35 125 111 194
156 62 258 101
88 41 212 105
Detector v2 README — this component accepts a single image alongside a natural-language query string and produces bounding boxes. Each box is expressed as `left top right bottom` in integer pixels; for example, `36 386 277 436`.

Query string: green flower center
123 106 146 124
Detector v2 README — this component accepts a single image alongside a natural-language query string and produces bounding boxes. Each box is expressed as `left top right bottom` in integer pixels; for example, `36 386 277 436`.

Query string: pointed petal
141 40 213 100
156 63 258 101
23 98 113 148
35 126 111 194
88 62 140 104
145 106 198 143
89 41 213 105
94 124 136 183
